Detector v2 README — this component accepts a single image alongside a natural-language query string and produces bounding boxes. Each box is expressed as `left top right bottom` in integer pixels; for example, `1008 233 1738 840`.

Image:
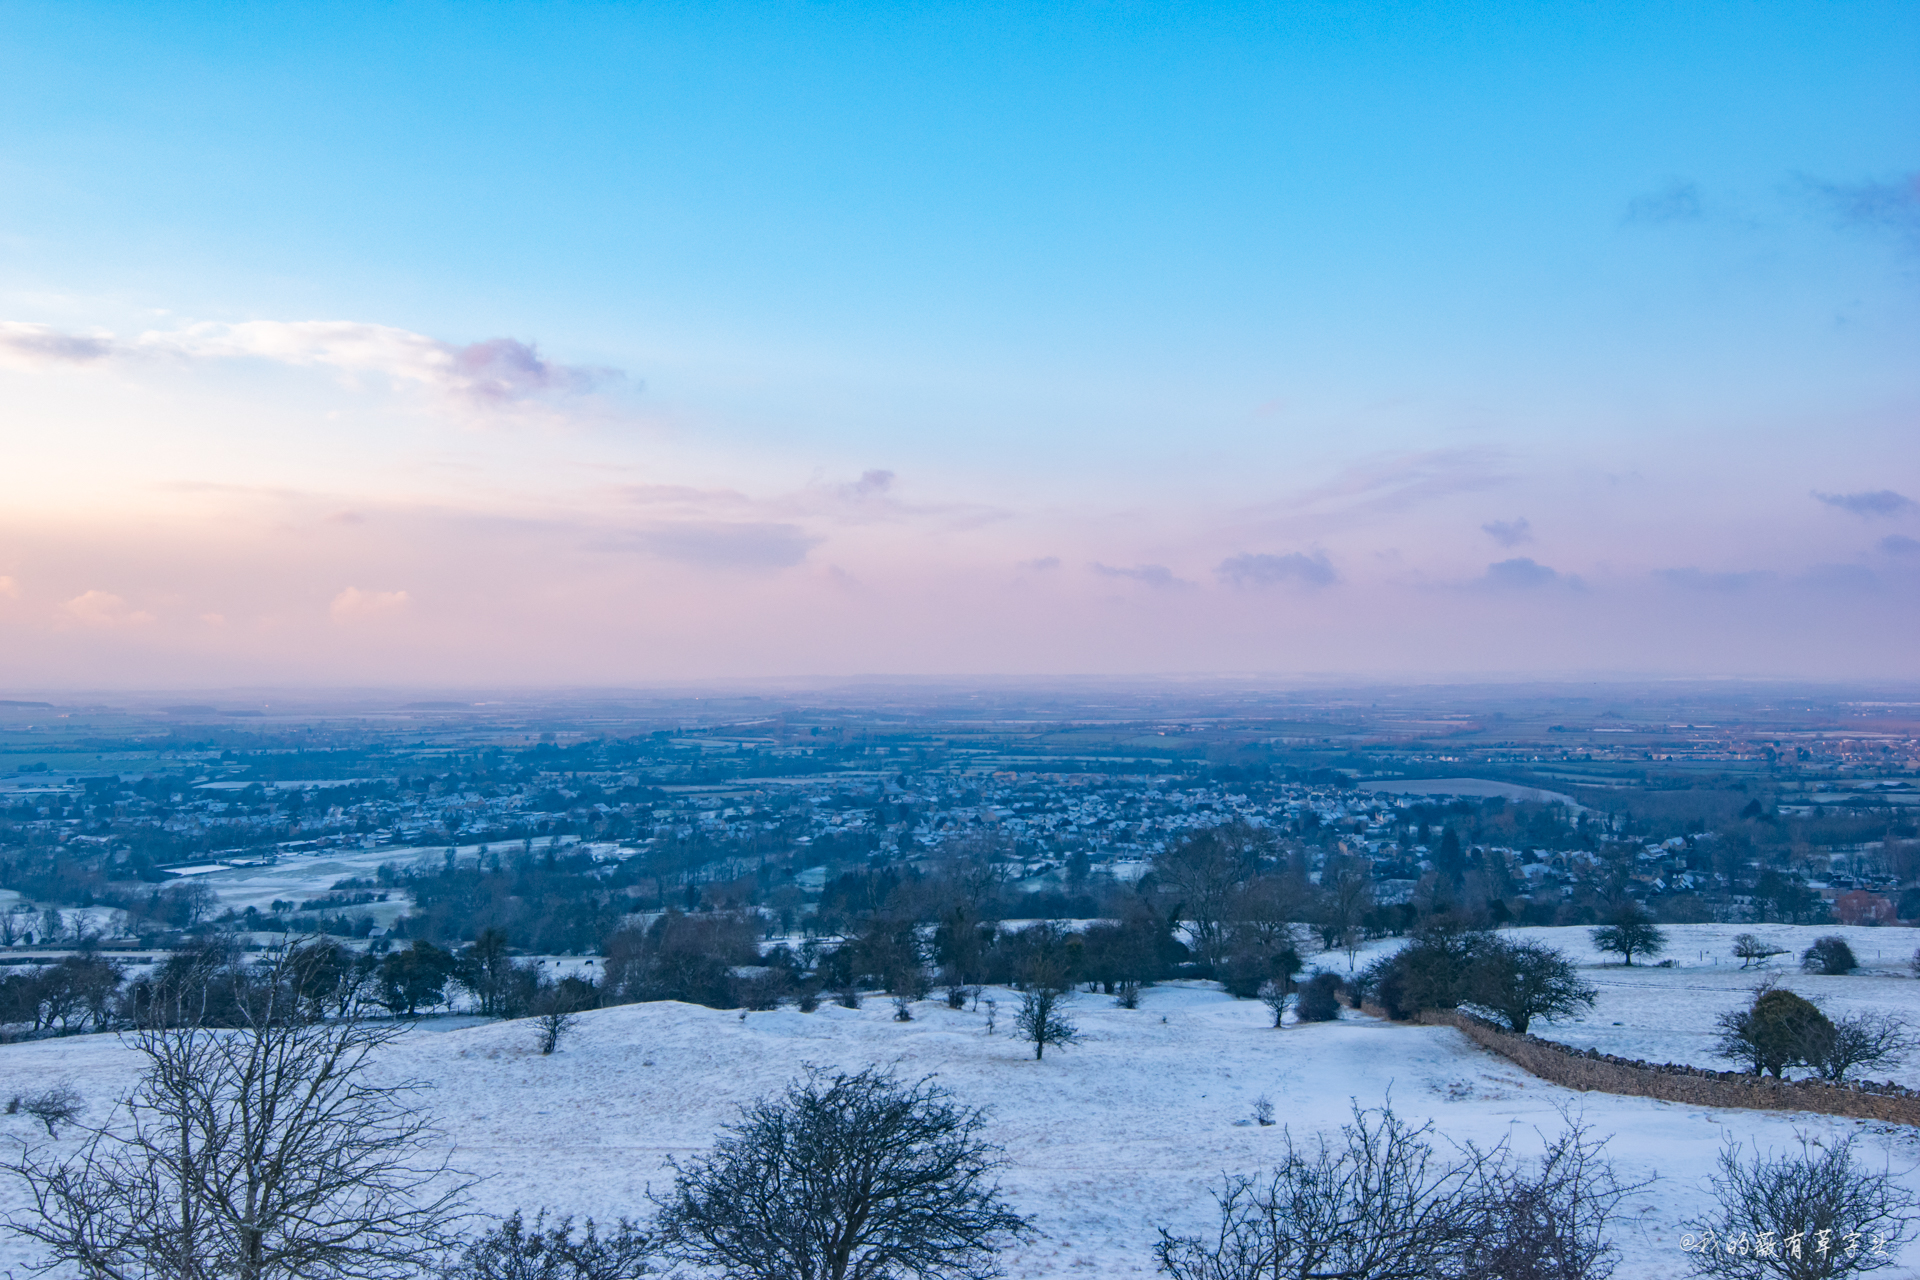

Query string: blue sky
0 2 1915 684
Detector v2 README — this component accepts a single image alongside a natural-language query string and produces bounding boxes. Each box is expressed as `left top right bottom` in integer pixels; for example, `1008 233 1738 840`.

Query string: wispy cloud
1091 562 1189 588
1813 489 1914 517
1801 172 1920 251
1276 448 1509 522
1881 534 1920 557
1481 517 1532 547
605 522 820 570
1655 567 1774 592
1624 179 1703 226
0 317 623 409
1216 551 1336 588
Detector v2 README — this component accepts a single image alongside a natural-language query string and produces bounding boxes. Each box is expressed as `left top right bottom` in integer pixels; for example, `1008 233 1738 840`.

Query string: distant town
4 683 1915 952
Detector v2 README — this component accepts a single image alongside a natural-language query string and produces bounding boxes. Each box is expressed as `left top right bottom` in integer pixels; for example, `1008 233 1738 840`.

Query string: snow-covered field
1495 924 1920 1089
7 955 1920 1279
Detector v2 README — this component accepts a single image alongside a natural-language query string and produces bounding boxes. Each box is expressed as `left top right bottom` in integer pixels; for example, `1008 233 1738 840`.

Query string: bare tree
1014 984 1078 1061
1733 935 1789 970
531 982 590 1056
1803 1012 1913 1083
21 1086 83 1138
655 1067 1031 1280
1258 980 1291 1028
6 948 468 1280
447 1210 653 1280
1157 823 1269 970
1681 1134 1916 1279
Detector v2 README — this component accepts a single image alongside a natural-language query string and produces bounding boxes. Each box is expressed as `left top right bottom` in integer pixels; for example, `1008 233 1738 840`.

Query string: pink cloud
329 587 410 622
60 590 155 627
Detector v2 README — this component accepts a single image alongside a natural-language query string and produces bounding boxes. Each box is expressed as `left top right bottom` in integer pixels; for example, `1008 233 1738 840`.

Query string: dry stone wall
1358 1003 1920 1126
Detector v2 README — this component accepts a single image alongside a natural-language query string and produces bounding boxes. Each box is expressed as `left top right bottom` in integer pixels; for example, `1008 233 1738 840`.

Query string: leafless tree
6 948 469 1280
1157 823 1269 970
1258 980 1291 1029
1733 935 1789 969
1803 1012 1913 1083
1014 985 1078 1061
21 1086 84 1138
446 1210 654 1280
1458 1116 1639 1280
654 1067 1030 1280
531 982 590 1056
1680 1134 1916 1279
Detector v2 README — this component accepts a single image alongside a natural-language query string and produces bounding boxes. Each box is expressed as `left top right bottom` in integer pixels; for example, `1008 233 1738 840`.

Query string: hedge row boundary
1359 1003 1920 1127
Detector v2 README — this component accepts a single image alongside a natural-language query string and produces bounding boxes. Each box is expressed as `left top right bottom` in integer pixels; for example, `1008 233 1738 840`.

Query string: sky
0 1 1916 687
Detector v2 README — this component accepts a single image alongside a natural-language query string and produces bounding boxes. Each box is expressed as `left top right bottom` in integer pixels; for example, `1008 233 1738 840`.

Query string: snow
7 969 1920 1278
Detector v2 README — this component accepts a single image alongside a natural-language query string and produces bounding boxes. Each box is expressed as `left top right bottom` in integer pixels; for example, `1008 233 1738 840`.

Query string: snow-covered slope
7 972 1920 1278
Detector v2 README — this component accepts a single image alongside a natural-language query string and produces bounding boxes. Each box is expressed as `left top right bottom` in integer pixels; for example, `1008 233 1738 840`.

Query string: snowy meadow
5 925 1920 1278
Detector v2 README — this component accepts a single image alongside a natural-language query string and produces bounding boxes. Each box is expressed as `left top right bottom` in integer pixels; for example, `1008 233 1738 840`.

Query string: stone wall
1359 1004 1920 1126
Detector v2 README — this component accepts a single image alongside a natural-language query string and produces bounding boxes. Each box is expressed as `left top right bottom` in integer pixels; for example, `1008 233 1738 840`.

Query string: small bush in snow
21 1086 83 1137
1295 973 1343 1023
1802 937 1858 976
1156 1103 1633 1280
1680 1134 1915 1280
448 1210 653 1280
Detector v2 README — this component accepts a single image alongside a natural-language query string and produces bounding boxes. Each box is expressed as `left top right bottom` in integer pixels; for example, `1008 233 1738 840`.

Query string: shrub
1681 1135 1916 1279
1802 936 1858 976
655 1068 1030 1280
1156 1103 1633 1280
20 1086 83 1137
1295 973 1342 1023
1716 985 1832 1078
448 1210 652 1280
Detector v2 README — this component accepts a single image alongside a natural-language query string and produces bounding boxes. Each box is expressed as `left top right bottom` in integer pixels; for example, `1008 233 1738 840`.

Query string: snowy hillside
7 967 1920 1279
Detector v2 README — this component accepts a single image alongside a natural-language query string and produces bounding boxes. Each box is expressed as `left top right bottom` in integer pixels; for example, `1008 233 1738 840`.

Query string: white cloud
0 317 619 409
330 587 410 622
61 590 155 626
